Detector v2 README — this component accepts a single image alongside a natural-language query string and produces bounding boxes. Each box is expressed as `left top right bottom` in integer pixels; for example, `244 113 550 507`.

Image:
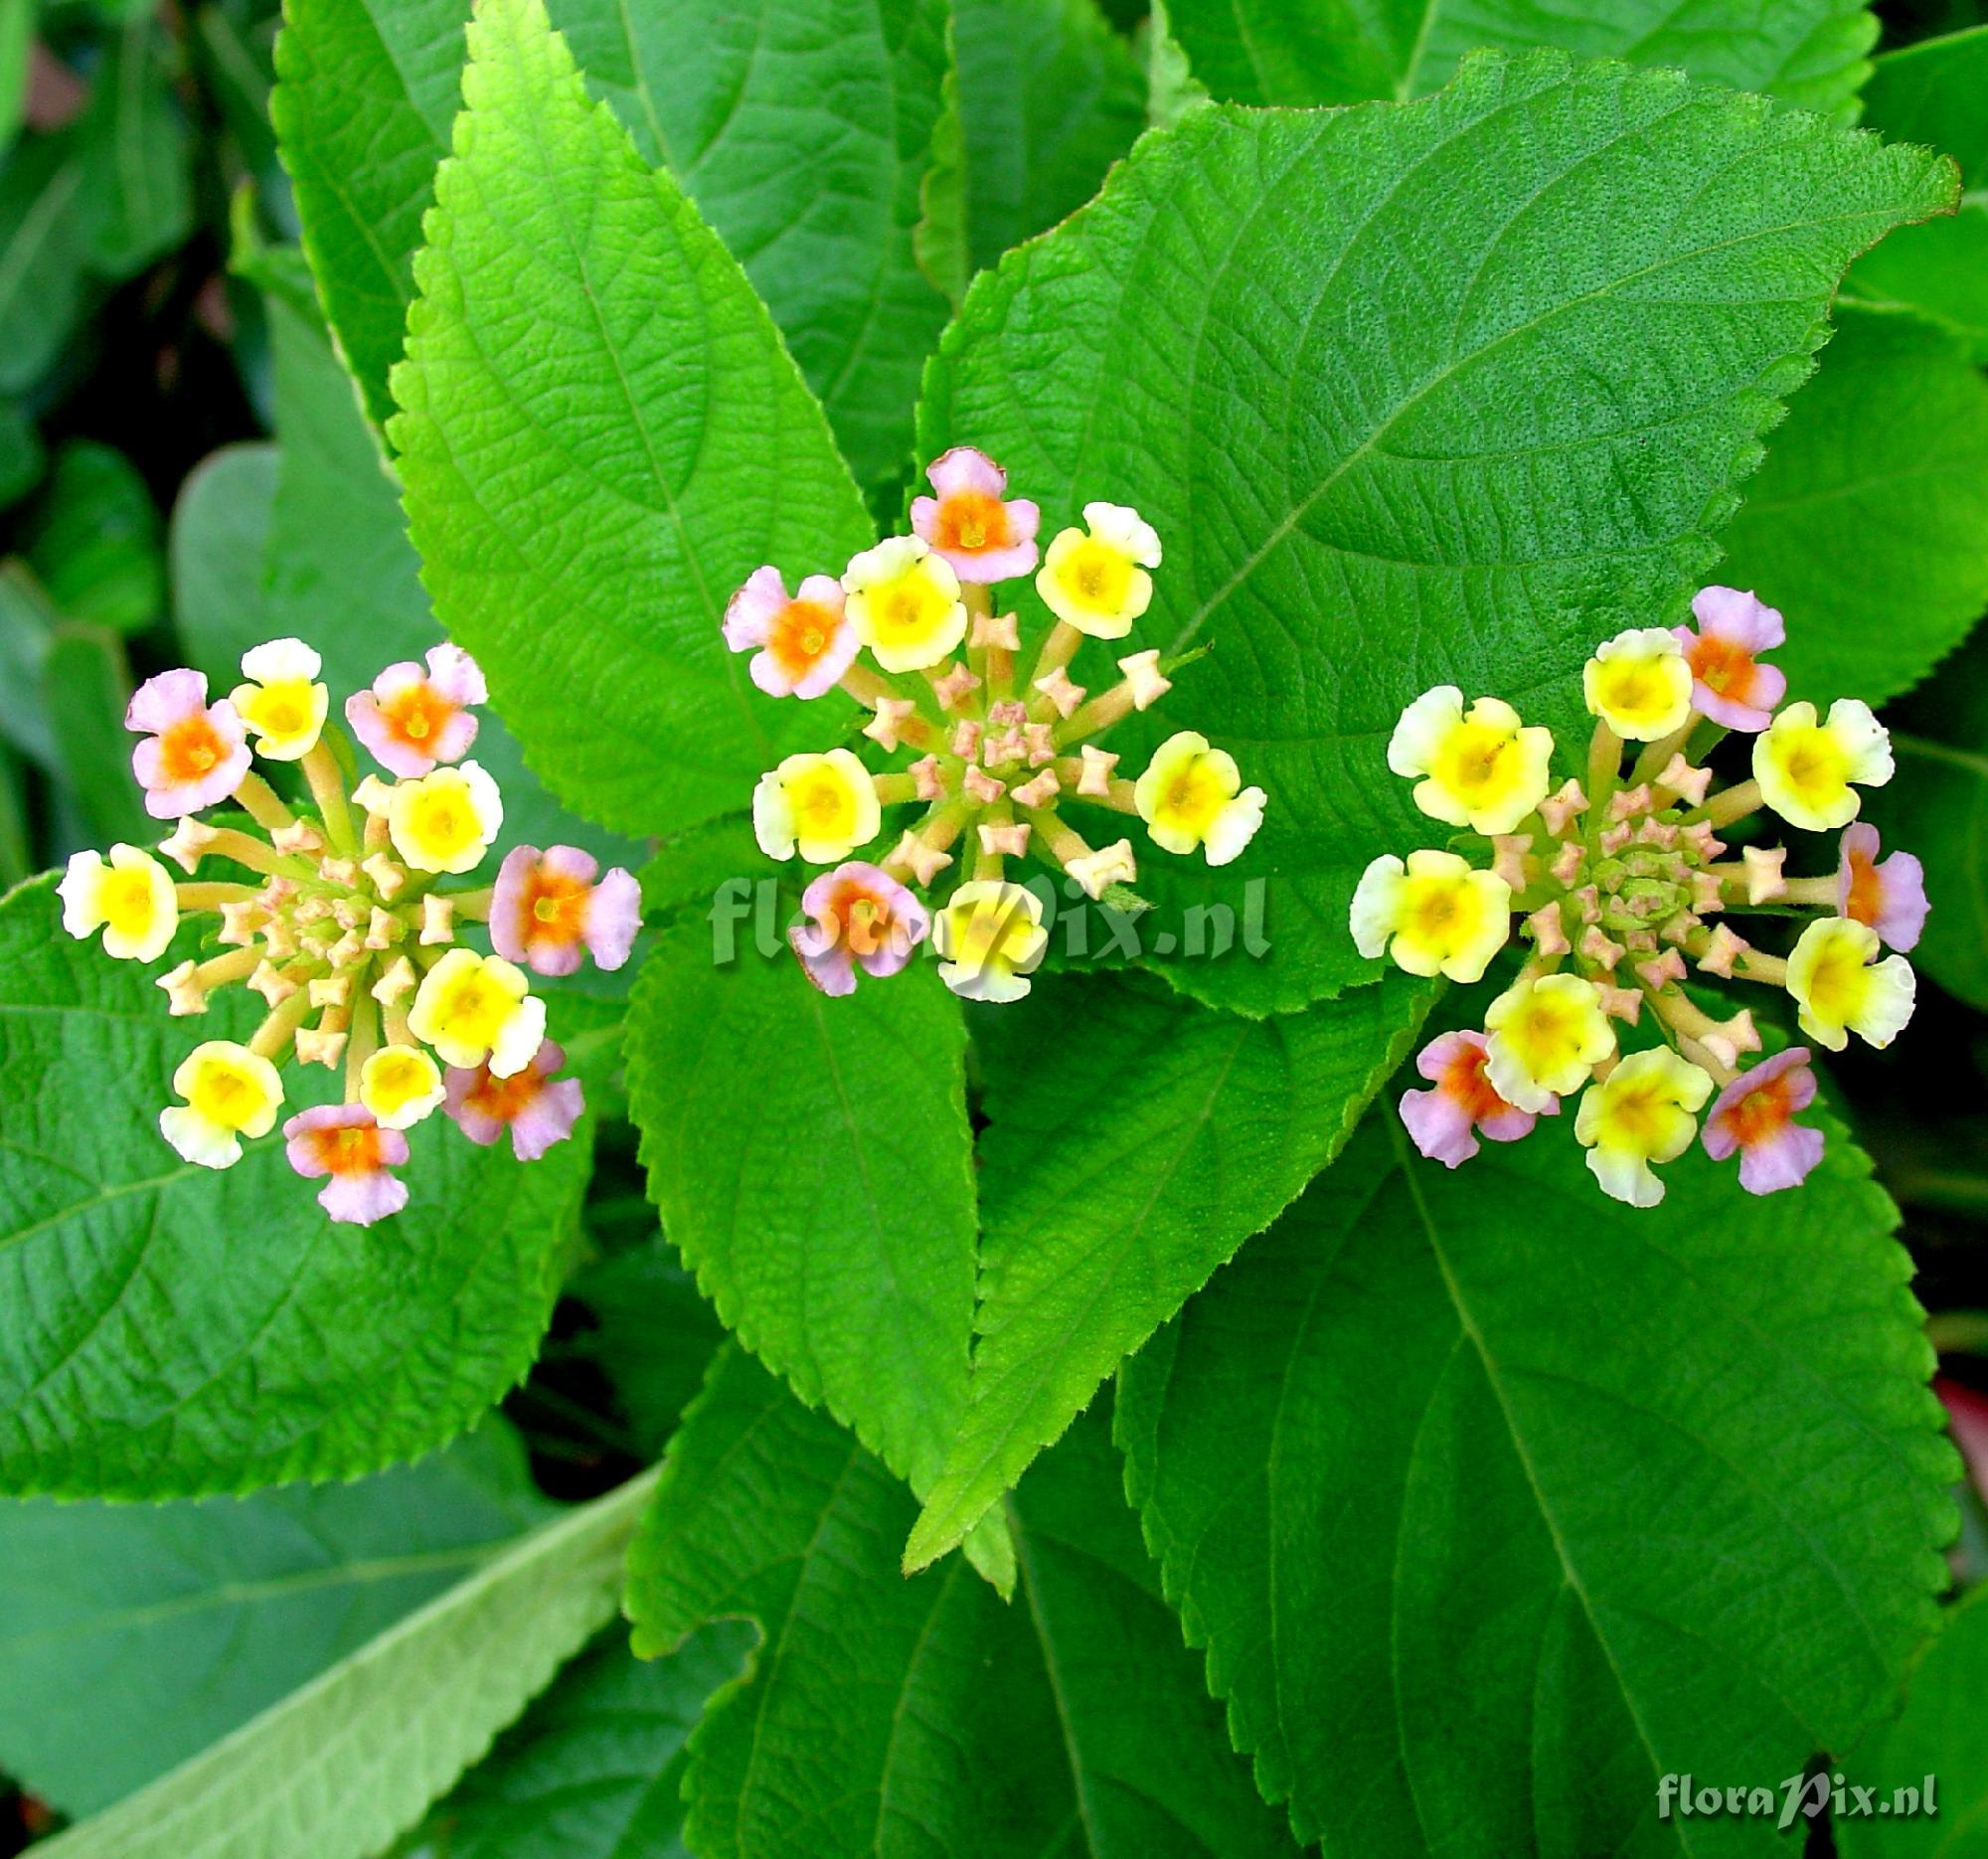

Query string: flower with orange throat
911 446 1041 584
490 844 641 977
723 567 858 699
790 862 929 995
345 644 486 778
444 1041 584 1161
126 669 249 817
284 1103 410 1226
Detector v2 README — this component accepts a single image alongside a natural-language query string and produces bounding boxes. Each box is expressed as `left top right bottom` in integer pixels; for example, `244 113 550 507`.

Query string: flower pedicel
60 639 633 1224
1354 587 1927 1206
722 448 1267 1004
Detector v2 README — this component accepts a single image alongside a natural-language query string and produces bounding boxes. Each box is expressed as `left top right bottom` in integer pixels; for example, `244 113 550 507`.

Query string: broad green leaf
0 875 590 1498
1862 24 1988 178
0 742 27 889
1116 1109 1956 1856
0 1425 549 1817
625 920 975 1498
1162 0 1876 112
1843 201 1988 359
0 560 57 767
0 397 36 506
1835 1587 1988 1859
0 133 91 395
39 620 148 846
76 10 192 276
168 441 280 658
0 0 31 154
404 1621 752 1859
269 0 469 429
1717 309 1988 705
550 0 953 493
25 440 164 632
561 1242 726 1455
392 0 875 839
624 1345 1300 1858
32 1465 656 1859
904 968 1429 1570
917 60 1955 1015
949 0 1144 274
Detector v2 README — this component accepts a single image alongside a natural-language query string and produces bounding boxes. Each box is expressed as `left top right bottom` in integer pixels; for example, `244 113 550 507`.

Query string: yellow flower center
1803 934 1869 1025
870 570 952 649
787 764 861 839
1593 660 1674 727
99 869 160 940
246 679 315 740
1157 757 1230 836
950 899 1032 969
189 1059 265 1130
1599 1078 1671 1152
1058 538 1132 612
1775 727 1850 806
407 789 477 860
1402 875 1481 952
1431 720 1520 804
366 1050 436 1115
1506 995 1588 1073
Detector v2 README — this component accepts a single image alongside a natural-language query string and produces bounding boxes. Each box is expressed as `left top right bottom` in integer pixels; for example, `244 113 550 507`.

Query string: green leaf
391 0 875 839
904 968 1430 1571
1843 201 1988 360
949 0 1144 275
0 1425 550 1817
549 0 953 493
39 619 149 846
1116 1109 1956 1854
405 1621 752 1859
29 1465 656 1859
917 60 1956 1015
1717 308 1988 706
0 397 37 507
168 441 280 659
0 874 590 1498
76 10 192 276
25 440 165 632
624 1345 1301 1858
1161 0 1876 112
0 0 33 155
561 1243 725 1456
270 0 469 429
1862 24 1988 181
625 920 976 1498
0 560 59 768
1835 1587 1988 1859
0 133 92 395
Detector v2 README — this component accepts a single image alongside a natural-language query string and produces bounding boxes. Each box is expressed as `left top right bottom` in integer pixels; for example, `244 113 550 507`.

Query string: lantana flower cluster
59 641 634 1224
1353 589 1926 1207
726 446 1265 1003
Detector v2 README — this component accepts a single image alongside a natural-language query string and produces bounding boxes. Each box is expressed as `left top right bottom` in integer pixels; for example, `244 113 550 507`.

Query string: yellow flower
1132 731 1266 865
935 880 1048 1003
58 844 178 961
1387 687 1553 835
409 948 546 1077
1752 699 1892 832
842 536 967 672
752 749 881 863
1574 1047 1713 1207
1785 917 1915 1051
388 760 504 874
230 637 329 760
1035 502 1161 639
1349 850 1511 983
1582 628 1694 741
1484 972 1615 1112
359 1045 446 1129
159 1040 284 1169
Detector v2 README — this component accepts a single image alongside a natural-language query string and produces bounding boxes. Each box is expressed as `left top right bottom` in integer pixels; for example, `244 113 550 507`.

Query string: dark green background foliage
1 0 1986 1853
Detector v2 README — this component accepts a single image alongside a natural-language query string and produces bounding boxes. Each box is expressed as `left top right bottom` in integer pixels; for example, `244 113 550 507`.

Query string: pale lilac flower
345 643 485 777
1701 1048 1824 1195
1400 1030 1548 1168
1836 822 1928 952
722 567 858 699
789 862 929 996
443 1040 584 1161
490 844 641 976
127 668 249 817
1672 587 1787 732
284 1102 410 1226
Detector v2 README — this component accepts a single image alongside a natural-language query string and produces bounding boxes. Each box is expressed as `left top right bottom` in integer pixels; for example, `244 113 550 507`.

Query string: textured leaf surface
392 0 874 839
1116 1109 1956 1855
551 0 952 491
1835 1586 1988 1859
624 1346 1299 1858
1163 0 1876 112
32 1467 655 1859
918 60 1954 1015
0 1426 549 1817
0 876 588 1498
408 1622 752 1859
905 968 1429 1569
1718 309 1988 704
626 923 975 1496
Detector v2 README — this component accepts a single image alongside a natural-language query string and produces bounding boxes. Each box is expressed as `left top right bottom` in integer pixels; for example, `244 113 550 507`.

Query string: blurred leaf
562 1244 723 1456
192 3 279 182
0 874 591 1499
0 559 57 766
0 742 28 887
168 440 279 658
31 1466 656 1859
1718 309 1988 705
39 618 147 844
1117 1106 1956 1855
403 1621 750 1859
77 10 192 276
0 132 91 395
0 397 38 506
1844 202 1988 360
392 0 874 839
0 0 32 154
0 1425 551 1818
625 1347 1300 1859
1863 24 1988 181
26 439 164 631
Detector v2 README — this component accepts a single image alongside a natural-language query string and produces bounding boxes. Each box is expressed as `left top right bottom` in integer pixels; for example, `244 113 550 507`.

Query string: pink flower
345 644 486 777
910 447 1041 583
283 1102 410 1226
1670 587 1787 732
722 568 857 700
490 844 641 976
1701 1048 1824 1195
126 668 250 817
1837 823 1928 952
1399 1030 1546 1168
443 1040 584 1161
790 862 929 996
